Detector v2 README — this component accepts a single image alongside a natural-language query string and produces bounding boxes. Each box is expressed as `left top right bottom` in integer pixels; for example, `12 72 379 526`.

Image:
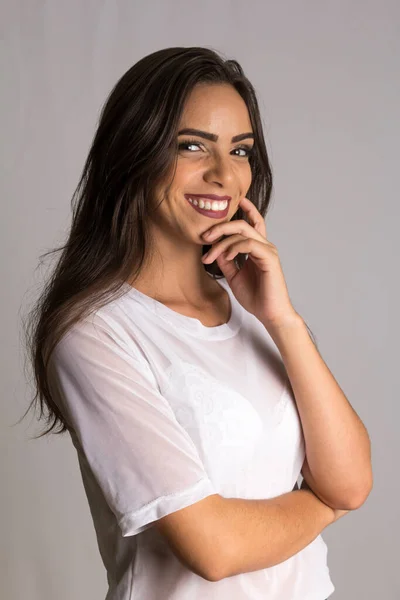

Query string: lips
184 194 232 201
184 194 230 219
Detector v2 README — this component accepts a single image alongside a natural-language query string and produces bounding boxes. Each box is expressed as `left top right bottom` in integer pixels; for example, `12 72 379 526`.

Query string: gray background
2 1 398 598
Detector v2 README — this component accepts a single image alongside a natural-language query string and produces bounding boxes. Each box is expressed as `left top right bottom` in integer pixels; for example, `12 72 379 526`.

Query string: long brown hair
19 46 317 439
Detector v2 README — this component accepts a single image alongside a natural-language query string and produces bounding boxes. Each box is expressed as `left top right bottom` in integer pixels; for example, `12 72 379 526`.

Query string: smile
184 195 230 219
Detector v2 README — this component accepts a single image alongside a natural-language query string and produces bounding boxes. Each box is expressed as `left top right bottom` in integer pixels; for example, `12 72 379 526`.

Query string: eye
178 140 202 152
233 145 254 158
178 138 255 158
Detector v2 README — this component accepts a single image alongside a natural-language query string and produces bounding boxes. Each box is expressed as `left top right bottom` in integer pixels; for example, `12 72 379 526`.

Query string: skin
129 83 254 312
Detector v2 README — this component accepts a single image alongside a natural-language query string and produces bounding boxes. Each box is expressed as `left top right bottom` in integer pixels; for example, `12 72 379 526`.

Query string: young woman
22 46 372 600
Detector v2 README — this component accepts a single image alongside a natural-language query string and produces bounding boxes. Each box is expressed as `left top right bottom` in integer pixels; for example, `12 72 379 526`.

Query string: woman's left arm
267 316 373 511
200 196 372 510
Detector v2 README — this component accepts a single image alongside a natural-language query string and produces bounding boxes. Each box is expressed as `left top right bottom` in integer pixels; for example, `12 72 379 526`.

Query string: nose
204 155 236 188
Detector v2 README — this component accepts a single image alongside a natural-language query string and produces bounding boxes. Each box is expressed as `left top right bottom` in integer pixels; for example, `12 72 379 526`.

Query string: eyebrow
178 128 254 143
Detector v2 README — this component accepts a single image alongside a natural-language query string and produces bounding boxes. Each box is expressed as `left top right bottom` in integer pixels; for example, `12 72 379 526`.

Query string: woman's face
151 83 254 243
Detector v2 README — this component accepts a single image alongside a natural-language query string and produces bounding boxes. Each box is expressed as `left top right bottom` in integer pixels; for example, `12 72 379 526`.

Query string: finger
215 250 240 282
224 238 257 261
239 197 267 239
201 234 244 263
220 239 271 271
204 219 267 245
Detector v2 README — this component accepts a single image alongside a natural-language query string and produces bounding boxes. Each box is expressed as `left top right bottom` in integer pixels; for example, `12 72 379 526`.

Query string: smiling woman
20 46 333 600
137 80 257 303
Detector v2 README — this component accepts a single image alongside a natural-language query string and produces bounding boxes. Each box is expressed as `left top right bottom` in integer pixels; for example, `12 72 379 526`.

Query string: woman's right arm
214 488 336 580
156 482 350 582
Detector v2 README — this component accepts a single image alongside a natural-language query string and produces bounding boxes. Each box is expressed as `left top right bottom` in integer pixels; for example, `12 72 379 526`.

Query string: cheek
239 164 252 190
174 159 199 179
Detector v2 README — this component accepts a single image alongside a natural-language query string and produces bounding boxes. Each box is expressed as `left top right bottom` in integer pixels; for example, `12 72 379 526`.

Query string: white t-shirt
47 275 335 600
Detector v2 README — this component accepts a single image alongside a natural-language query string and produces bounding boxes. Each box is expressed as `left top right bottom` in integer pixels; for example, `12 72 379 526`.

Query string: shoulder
52 303 145 368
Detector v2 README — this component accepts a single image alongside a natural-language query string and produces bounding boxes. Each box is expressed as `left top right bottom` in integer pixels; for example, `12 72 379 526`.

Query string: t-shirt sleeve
47 316 217 538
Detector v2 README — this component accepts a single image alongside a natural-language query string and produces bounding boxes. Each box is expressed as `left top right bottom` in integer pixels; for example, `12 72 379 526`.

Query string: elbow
339 475 374 511
204 545 233 582
317 471 374 511
351 480 374 510
204 555 229 582
344 490 371 511
351 467 374 509
205 569 223 583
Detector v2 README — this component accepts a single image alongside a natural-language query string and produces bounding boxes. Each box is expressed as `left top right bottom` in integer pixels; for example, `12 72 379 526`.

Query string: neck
128 246 218 307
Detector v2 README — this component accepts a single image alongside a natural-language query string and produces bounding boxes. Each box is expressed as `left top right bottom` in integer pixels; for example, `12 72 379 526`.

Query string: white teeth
187 197 228 211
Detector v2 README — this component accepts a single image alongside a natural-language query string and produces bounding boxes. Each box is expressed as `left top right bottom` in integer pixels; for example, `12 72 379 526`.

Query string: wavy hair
19 46 318 439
